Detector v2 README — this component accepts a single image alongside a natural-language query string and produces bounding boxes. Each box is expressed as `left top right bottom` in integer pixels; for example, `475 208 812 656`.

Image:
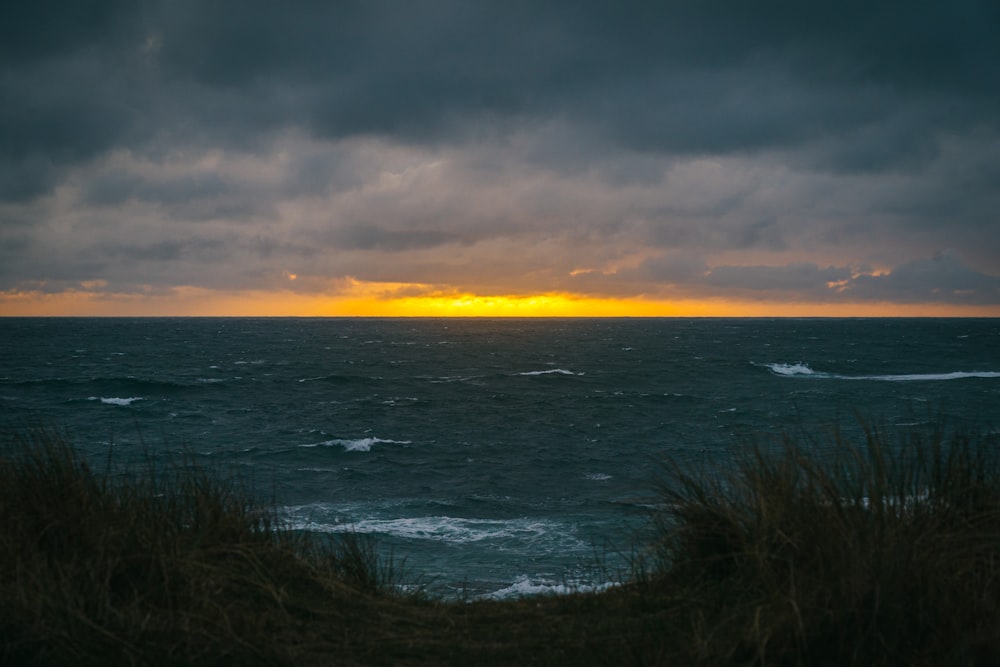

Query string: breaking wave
485 575 618 600
762 362 1000 382
516 369 582 376
88 396 143 406
298 437 412 452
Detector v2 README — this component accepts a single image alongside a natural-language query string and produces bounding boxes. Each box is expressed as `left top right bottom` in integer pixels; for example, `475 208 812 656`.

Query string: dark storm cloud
5 1 999 177
0 1 135 63
80 169 230 208
0 1 147 199
177 0 1000 164
2 1 998 307
99 237 227 263
328 225 460 252
845 252 1000 305
701 263 850 293
569 254 1000 306
695 259 1000 306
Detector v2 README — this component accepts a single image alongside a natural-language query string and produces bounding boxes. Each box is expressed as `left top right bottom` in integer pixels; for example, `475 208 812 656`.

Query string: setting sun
3 280 996 318
336 292 670 317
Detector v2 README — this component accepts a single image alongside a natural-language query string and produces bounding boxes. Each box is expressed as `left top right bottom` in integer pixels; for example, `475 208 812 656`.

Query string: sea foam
517 369 582 376
764 362 822 377
285 513 579 547
89 396 143 406
486 575 618 600
299 437 411 452
763 363 999 382
862 371 1000 382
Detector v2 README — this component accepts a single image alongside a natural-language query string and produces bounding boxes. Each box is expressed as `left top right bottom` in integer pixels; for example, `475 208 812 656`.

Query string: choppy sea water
2 318 998 598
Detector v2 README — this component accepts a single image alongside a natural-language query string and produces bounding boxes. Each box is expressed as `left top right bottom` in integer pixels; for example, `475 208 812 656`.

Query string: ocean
2 317 998 598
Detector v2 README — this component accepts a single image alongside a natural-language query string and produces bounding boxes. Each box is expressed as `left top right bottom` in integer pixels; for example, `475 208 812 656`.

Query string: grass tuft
644 423 1000 665
0 427 414 665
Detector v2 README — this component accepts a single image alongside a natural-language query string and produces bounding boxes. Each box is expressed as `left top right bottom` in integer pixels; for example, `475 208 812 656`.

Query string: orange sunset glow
3 283 997 318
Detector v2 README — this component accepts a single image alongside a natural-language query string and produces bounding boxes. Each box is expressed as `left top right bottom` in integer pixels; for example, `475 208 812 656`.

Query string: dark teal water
2 318 999 597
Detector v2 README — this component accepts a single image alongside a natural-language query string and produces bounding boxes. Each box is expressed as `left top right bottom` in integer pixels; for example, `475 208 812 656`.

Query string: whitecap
763 362 822 377
855 371 1000 382
762 362 1000 382
381 396 419 406
517 369 581 376
852 491 930 510
89 396 143 406
299 437 411 452
486 575 618 600
288 514 570 546
584 473 612 481
427 374 484 384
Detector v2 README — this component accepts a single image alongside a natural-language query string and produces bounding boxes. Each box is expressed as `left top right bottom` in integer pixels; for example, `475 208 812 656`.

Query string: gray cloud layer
2 1 999 307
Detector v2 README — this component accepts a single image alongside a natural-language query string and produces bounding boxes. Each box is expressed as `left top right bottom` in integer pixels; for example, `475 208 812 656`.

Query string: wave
762 362 1000 382
286 513 575 546
297 374 382 384
88 396 143 406
863 371 1000 382
516 369 582 376
765 362 820 377
298 437 411 452
380 396 419 407
485 575 618 600
425 374 486 384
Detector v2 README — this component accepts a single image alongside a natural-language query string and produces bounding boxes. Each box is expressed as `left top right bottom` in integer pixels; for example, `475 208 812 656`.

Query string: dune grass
0 428 417 665
2 424 999 665
642 424 1000 665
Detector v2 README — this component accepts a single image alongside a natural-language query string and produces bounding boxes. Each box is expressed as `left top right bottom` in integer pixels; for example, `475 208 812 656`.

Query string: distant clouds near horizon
2 1 999 315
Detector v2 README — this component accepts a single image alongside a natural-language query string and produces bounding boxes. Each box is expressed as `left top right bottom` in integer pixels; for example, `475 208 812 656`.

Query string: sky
2 1 999 316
